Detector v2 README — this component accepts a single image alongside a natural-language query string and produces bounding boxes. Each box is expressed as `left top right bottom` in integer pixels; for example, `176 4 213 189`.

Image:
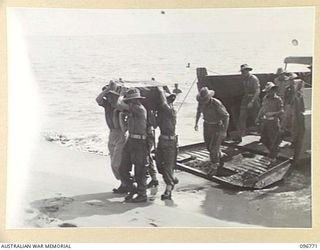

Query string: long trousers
292 112 305 162
108 129 127 180
119 138 148 196
281 104 293 133
238 97 260 136
146 133 157 180
260 119 282 159
203 122 224 164
155 137 177 186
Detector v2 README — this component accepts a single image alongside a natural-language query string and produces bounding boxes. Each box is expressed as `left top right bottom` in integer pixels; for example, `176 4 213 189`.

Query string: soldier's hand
120 87 127 96
194 124 199 131
247 101 254 109
265 112 273 117
102 85 108 91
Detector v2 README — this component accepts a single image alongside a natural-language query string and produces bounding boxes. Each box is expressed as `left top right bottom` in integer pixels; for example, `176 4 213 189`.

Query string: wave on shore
43 131 108 156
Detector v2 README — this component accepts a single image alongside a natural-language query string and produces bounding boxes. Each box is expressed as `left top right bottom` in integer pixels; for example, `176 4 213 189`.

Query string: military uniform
259 94 284 159
274 77 291 100
292 89 305 162
96 90 127 182
274 77 295 132
156 99 177 188
238 74 260 136
119 99 149 198
196 98 229 165
146 110 159 187
285 80 306 162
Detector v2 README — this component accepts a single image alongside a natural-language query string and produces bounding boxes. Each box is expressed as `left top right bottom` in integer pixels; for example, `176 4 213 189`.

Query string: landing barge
176 139 292 189
124 56 312 189
174 56 311 189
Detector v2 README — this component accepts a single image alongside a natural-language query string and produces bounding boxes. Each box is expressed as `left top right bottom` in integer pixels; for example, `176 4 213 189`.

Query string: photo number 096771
300 244 318 248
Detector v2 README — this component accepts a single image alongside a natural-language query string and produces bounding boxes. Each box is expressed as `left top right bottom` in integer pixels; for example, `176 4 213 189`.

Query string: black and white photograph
6 6 313 228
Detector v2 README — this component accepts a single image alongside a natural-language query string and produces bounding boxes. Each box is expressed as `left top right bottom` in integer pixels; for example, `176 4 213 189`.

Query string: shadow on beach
30 192 151 227
14 139 311 228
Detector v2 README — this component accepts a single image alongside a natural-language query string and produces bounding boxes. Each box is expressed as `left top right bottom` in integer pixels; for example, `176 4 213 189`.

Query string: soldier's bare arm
248 76 260 109
116 98 129 111
157 86 171 113
96 89 109 106
194 104 202 131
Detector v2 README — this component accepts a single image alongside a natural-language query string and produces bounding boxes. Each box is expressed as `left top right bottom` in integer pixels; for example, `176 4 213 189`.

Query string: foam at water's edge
43 131 107 155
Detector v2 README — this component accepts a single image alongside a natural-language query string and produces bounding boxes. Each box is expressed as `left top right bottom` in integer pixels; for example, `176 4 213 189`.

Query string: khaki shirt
197 98 229 124
274 77 292 98
243 74 260 96
261 95 283 115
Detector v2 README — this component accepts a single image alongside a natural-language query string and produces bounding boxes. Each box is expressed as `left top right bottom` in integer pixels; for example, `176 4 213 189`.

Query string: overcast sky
11 7 314 36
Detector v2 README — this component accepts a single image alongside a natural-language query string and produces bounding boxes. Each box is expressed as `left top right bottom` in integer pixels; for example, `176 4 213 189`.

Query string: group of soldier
238 64 306 164
96 81 178 203
96 63 306 203
194 63 306 176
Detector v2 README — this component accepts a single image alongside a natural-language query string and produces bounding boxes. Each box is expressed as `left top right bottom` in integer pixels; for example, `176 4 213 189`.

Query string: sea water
25 32 312 154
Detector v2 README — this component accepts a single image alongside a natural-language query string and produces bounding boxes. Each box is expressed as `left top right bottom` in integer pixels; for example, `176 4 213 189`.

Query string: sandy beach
10 139 249 228
7 136 311 228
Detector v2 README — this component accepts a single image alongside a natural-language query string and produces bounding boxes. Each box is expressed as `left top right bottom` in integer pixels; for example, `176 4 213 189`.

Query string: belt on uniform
160 134 176 140
262 116 276 120
204 120 220 125
129 134 147 140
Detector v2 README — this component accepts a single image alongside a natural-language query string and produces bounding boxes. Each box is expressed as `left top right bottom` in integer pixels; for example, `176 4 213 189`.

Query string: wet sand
8 137 311 228
13 140 252 228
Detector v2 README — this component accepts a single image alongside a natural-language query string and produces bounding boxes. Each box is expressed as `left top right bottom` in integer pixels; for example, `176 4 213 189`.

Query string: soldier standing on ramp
194 87 230 176
155 87 179 200
236 64 260 142
256 82 284 165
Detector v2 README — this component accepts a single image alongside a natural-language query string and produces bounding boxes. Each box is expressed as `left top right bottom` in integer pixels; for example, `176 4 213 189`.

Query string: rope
303 82 312 87
176 76 198 113
174 65 221 113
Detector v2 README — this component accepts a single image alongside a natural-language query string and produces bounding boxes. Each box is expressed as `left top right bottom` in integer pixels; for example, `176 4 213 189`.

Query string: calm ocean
26 32 312 154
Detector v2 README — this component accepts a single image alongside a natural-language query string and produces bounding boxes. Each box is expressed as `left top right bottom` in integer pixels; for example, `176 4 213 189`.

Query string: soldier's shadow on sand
30 192 150 222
